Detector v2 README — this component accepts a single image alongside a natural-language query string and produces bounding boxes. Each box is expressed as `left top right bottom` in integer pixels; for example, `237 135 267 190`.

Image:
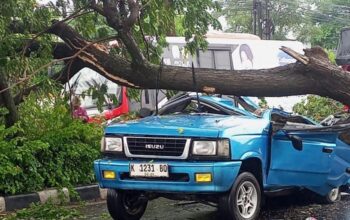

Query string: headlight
104 137 123 152
192 141 217 155
192 139 230 157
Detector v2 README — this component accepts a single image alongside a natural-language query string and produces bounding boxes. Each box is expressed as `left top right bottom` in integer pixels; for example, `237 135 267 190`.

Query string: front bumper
94 159 241 193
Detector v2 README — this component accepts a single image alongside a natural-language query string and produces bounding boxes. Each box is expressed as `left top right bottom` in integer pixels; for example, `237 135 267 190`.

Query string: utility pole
253 0 262 38
265 0 270 40
257 0 263 39
253 0 271 39
253 0 257 35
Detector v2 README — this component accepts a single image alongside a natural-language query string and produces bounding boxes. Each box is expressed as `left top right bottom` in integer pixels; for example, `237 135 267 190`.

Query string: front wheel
107 189 148 220
219 172 261 220
321 187 341 204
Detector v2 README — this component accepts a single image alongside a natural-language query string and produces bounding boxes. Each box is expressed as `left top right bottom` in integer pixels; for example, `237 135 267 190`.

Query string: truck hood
105 114 269 137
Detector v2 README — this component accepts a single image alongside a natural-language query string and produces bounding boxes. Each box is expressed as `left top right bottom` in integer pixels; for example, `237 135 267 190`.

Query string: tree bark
0 73 18 127
46 21 350 106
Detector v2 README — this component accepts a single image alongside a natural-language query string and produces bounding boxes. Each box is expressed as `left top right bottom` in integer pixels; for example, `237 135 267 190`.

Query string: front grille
120 172 190 182
124 136 190 159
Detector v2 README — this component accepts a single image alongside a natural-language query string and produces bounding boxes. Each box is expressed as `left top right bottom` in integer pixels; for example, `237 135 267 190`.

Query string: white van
162 33 304 70
161 33 305 111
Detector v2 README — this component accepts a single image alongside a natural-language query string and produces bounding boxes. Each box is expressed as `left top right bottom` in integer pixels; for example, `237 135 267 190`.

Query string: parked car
86 86 129 123
94 93 350 220
68 69 168 123
67 70 129 123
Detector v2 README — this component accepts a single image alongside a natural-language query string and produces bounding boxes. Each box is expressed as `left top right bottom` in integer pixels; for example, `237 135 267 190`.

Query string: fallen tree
2 0 350 127
47 20 350 105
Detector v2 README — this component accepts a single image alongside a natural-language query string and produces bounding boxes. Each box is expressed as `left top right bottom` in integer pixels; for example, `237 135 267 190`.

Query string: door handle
346 168 350 174
322 147 333 153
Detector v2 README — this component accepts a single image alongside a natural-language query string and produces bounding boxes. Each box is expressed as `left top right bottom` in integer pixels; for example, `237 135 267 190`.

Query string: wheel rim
328 188 339 201
236 181 258 219
122 192 145 215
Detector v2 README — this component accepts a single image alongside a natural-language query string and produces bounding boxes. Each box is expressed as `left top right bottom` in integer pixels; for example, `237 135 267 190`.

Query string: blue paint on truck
94 93 350 220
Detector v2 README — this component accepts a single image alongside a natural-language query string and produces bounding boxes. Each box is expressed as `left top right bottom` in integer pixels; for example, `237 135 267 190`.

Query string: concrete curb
0 185 105 213
0 197 5 212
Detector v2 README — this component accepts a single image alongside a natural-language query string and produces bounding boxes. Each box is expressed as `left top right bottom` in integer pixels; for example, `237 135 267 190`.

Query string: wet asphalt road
80 192 350 220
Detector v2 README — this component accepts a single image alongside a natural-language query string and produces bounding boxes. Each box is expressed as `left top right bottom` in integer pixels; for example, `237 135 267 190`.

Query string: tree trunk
47 22 350 106
0 73 18 127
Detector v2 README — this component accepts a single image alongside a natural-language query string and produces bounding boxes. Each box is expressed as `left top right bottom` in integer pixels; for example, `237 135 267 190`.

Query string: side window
214 50 232 70
198 49 232 70
198 50 214 68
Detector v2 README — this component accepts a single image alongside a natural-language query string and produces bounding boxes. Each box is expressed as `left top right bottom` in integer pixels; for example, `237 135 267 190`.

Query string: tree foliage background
219 0 350 49
219 0 350 119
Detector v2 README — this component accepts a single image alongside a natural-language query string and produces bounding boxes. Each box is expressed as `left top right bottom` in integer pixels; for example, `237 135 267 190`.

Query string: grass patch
1 201 84 220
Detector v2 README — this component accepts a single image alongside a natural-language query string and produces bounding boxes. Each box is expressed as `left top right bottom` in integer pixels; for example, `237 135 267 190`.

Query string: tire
219 172 261 220
321 187 341 204
107 189 148 220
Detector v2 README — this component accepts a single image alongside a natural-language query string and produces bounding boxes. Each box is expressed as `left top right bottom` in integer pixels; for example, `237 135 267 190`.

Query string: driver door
267 130 350 195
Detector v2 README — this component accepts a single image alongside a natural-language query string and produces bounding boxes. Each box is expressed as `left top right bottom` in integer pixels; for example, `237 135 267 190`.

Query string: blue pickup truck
94 93 350 220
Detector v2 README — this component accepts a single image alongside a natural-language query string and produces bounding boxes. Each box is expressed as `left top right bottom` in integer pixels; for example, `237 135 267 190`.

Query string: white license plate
129 163 169 177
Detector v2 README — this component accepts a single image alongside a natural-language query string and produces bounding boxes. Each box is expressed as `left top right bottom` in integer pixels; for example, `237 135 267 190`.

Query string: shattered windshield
158 94 248 116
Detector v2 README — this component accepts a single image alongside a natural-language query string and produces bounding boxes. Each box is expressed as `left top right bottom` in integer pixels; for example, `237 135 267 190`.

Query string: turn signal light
103 170 116 179
195 173 212 183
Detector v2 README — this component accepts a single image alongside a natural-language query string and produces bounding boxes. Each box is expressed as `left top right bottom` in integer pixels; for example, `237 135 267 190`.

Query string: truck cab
94 93 350 220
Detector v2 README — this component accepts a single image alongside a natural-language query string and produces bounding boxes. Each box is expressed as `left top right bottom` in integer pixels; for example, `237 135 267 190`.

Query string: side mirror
139 108 152 118
288 134 303 151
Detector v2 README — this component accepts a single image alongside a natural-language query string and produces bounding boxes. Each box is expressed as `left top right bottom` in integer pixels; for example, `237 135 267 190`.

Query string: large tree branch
12 58 86 105
47 22 136 88
90 0 106 16
48 21 350 105
92 0 145 64
21 8 92 57
125 0 140 28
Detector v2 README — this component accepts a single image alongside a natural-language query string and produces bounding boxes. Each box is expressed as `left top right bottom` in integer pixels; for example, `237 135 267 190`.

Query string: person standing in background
72 96 89 122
